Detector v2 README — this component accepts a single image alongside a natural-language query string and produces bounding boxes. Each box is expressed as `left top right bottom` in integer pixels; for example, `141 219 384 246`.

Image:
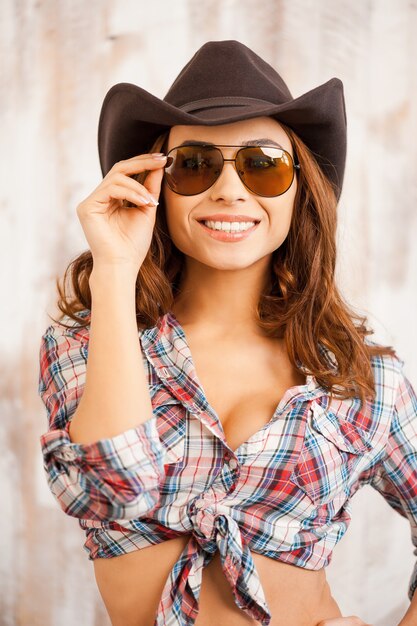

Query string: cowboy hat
97 39 347 200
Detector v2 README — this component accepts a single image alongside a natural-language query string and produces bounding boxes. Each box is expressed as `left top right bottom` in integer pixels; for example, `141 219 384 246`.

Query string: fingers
107 154 168 205
110 154 168 178
141 161 166 201
316 617 373 626
77 180 156 217
106 172 158 206
106 184 156 208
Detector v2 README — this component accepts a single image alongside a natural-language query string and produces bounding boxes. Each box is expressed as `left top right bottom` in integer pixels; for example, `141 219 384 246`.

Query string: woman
38 40 417 626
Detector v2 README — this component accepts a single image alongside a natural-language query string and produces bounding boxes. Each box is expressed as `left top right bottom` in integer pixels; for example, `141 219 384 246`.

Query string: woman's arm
69 265 154 442
368 357 417 621
38 266 165 522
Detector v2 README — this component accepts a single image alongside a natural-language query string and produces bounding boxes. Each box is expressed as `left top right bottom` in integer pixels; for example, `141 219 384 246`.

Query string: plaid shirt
38 308 417 626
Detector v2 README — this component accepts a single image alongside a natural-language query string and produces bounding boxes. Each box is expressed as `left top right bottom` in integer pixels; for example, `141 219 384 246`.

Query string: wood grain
1 0 415 624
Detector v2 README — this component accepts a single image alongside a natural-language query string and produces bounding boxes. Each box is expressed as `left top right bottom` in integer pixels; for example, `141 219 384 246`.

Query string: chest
184 331 306 451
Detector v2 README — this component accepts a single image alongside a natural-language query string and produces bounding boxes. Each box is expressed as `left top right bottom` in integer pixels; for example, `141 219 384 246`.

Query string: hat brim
98 77 346 199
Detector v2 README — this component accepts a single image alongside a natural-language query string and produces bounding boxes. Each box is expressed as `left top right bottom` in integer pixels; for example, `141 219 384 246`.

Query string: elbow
43 458 162 522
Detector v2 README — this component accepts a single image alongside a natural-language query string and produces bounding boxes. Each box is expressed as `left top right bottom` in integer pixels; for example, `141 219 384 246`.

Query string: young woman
38 40 417 626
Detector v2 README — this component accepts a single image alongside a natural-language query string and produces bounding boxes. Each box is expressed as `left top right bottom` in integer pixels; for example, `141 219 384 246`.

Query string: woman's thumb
143 161 166 201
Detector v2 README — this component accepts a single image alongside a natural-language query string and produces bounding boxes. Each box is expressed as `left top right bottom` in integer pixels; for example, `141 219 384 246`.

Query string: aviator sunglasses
162 143 301 198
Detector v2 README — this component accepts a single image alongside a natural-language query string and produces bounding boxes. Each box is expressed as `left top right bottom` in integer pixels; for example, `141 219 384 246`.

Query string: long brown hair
50 121 397 408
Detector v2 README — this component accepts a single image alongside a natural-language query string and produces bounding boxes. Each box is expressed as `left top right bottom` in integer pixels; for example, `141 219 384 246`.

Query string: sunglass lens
163 145 296 196
164 146 222 195
236 147 295 196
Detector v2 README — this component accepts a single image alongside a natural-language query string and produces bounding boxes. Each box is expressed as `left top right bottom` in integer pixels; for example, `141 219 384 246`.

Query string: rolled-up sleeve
369 357 417 601
38 321 165 522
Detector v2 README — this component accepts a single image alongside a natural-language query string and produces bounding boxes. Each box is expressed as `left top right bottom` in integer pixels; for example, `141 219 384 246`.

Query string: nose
209 159 250 203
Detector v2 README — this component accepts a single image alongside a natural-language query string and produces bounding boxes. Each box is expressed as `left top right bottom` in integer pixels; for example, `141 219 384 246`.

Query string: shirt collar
139 310 332 415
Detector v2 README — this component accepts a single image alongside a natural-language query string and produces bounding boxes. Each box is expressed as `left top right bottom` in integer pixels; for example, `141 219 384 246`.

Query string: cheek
162 186 180 229
162 189 194 244
265 196 295 240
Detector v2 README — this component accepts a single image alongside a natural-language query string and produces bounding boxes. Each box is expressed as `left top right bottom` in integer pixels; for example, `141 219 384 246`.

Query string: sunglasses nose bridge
213 155 246 187
221 157 237 173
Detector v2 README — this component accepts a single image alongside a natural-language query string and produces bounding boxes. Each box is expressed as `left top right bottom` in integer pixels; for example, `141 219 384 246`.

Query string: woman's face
161 116 298 272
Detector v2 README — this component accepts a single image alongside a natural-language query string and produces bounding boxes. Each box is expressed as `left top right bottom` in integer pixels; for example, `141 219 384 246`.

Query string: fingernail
147 196 159 206
152 154 167 160
137 195 151 205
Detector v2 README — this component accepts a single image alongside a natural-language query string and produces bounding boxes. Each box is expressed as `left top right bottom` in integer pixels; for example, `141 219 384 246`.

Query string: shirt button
195 500 204 509
228 458 238 470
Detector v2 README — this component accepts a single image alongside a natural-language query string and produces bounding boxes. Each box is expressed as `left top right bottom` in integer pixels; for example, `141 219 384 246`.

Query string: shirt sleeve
369 356 417 601
38 320 166 522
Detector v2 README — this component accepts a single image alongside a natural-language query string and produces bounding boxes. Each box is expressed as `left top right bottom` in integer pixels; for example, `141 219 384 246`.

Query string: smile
197 219 260 242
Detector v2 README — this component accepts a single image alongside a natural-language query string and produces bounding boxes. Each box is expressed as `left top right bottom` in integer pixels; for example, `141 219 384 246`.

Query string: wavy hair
50 121 397 409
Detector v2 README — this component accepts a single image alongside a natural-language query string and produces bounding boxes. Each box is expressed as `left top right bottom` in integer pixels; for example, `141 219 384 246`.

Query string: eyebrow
176 138 285 149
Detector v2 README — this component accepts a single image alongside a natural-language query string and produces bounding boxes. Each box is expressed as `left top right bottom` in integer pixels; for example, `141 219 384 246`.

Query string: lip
197 214 261 223
197 220 260 242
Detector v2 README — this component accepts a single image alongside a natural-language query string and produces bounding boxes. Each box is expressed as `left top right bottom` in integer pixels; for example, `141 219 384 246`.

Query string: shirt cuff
40 414 165 521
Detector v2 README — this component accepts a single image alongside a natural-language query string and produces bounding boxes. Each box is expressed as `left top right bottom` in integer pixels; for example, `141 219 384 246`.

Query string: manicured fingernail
137 195 151 205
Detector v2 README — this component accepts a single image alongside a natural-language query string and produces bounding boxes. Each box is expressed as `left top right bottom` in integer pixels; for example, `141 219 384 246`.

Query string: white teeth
202 220 257 232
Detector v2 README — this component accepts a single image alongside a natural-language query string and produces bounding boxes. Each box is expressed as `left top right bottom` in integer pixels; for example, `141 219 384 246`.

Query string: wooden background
1 0 416 624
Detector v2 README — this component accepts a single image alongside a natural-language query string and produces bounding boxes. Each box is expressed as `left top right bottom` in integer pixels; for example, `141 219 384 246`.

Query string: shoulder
365 337 408 408
365 337 405 371
41 309 92 345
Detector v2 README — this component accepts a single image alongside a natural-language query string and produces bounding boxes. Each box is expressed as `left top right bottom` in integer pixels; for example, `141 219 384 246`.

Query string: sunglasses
162 143 300 197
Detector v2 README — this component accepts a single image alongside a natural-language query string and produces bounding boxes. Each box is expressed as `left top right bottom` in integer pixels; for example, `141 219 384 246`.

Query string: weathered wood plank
1 0 415 624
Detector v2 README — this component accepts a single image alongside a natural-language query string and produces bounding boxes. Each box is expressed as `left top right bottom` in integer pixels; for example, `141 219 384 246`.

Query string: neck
171 255 273 337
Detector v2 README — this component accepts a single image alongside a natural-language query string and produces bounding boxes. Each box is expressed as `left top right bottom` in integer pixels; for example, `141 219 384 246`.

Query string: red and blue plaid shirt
38 308 417 625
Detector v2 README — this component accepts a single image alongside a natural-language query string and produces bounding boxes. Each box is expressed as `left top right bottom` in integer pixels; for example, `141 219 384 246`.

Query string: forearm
68 265 154 444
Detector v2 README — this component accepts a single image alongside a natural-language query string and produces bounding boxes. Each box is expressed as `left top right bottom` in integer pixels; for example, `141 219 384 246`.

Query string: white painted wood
1 0 415 623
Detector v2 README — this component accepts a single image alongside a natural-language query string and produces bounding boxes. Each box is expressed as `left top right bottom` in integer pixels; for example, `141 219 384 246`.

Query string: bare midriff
93 536 343 626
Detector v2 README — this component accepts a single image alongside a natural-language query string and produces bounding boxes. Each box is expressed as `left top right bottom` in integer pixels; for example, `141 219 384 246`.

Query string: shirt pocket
151 384 187 466
290 399 374 506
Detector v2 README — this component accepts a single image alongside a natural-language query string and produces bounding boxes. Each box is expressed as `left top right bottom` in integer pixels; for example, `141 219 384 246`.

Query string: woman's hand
76 152 167 274
316 617 374 626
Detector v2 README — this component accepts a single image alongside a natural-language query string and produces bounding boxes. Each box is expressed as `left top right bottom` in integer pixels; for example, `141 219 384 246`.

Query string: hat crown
163 40 293 109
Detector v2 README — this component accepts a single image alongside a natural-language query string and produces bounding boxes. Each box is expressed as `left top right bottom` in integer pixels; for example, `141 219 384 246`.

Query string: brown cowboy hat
98 39 347 200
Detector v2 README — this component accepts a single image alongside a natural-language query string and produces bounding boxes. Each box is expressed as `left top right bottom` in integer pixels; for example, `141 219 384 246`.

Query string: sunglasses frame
163 143 301 198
